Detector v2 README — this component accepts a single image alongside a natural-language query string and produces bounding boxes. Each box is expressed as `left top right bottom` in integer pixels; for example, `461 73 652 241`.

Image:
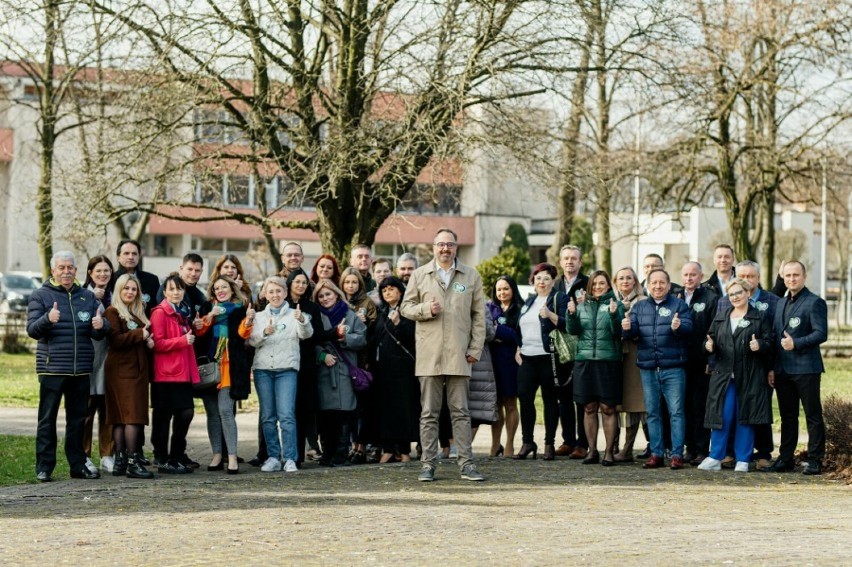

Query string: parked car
0 272 40 323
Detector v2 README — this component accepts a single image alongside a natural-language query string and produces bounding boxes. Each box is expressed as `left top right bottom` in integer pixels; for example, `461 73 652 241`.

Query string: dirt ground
1 407 850 566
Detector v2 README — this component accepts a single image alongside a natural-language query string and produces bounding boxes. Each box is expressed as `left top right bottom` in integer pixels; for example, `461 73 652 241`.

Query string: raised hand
245 305 256 322
264 316 275 336
576 290 586 304
430 297 441 316
93 287 105 300
92 307 104 330
609 298 617 314
705 334 714 353
193 312 204 330
671 311 681 331
567 298 576 315
749 333 759 352
185 330 195 345
48 302 60 324
621 313 631 331
146 337 155 349
781 331 795 351
294 304 303 323
388 308 400 325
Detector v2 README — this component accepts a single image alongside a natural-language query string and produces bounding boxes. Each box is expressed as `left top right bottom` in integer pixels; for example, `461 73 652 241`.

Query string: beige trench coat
400 260 486 377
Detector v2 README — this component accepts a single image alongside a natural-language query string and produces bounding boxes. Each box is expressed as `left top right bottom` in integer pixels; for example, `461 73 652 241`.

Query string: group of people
28 235 828 484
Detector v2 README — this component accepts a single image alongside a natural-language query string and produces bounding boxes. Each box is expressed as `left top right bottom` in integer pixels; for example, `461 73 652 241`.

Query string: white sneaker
734 461 750 472
84 457 99 474
100 456 115 473
260 457 282 472
283 460 298 473
697 457 722 471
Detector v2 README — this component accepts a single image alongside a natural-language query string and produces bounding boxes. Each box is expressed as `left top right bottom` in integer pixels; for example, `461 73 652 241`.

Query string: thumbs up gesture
671 311 681 330
185 330 195 345
193 311 204 330
92 306 104 330
567 298 576 315
48 302 60 324
245 304 256 323
294 304 304 323
705 334 714 352
749 333 759 352
430 297 441 316
621 313 631 331
264 316 275 336
609 298 617 314
781 330 795 351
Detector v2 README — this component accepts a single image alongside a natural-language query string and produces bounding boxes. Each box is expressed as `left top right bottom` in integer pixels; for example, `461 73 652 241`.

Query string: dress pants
36 374 90 474
557 361 588 449
517 355 559 446
775 372 825 461
419 375 473 469
684 363 710 457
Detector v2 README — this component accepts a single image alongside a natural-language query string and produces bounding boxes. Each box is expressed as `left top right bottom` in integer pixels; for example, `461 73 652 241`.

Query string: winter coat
196 301 254 400
400 260 486 377
515 289 568 352
27 279 106 376
247 304 313 371
103 307 150 383
704 305 774 428
469 306 498 423
615 288 647 413
567 289 625 362
676 285 719 367
315 307 367 412
773 287 827 375
149 299 200 385
625 294 692 370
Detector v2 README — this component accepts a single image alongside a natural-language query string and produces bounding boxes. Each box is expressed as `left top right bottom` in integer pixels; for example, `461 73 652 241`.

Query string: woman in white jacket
245 276 312 472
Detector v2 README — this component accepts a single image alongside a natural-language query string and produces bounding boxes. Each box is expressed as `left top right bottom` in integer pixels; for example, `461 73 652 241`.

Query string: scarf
319 299 349 328
212 301 240 361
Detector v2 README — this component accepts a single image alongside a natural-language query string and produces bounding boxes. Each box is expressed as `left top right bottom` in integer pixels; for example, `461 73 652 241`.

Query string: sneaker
448 445 458 460
261 457 282 472
735 461 750 473
418 466 435 482
100 455 115 473
177 454 200 469
283 460 298 473
697 457 722 471
461 463 485 481
84 457 98 475
158 459 193 474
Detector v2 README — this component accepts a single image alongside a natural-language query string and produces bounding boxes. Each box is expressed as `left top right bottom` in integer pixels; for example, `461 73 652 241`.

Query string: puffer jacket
469 306 498 423
567 289 625 362
625 293 692 369
247 304 313 371
27 279 106 376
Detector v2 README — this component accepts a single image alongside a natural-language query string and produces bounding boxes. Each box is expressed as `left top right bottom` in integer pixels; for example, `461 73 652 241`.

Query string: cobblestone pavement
1 408 846 566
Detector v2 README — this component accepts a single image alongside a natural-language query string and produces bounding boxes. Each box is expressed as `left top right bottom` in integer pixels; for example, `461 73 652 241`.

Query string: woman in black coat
369 276 419 462
699 278 774 473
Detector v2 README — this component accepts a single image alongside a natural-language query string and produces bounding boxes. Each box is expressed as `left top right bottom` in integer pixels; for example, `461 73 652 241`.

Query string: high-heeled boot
543 444 556 461
126 453 154 479
513 442 538 460
112 451 128 476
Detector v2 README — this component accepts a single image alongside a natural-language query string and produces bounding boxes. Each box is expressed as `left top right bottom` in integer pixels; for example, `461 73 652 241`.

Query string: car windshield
3 275 38 289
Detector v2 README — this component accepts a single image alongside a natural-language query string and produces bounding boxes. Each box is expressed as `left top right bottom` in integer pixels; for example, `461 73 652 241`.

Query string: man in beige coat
401 228 486 482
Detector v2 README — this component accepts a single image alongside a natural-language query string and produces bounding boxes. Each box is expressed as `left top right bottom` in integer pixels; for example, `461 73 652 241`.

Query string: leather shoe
802 461 822 475
755 458 772 471
568 447 587 459
764 458 795 473
720 456 736 469
543 444 556 461
636 445 652 459
669 456 684 470
643 455 664 469
689 454 706 467
555 443 572 456
582 452 600 465
70 467 100 479
36 471 52 482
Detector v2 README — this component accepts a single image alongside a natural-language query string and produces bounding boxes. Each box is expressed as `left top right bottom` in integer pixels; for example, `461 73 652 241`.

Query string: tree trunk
37 0 59 278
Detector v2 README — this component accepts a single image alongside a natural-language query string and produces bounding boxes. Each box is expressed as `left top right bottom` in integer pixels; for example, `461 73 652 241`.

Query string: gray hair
735 260 760 275
396 252 418 268
50 251 76 269
682 261 703 274
559 244 582 255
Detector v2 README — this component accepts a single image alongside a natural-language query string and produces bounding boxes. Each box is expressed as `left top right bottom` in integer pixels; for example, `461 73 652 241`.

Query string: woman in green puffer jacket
567 270 626 466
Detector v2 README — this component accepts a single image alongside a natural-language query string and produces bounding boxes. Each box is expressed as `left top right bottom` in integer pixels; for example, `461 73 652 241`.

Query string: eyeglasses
729 289 746 298
433 242 456 249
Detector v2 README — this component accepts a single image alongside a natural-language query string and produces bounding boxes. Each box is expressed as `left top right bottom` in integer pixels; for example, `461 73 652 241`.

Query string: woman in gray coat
313 279 367 466
470 305 498 453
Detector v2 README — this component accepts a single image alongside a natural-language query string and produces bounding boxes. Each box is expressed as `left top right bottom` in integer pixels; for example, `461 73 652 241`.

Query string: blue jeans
254 369 298 462
640 367 686 459
709 381 754 463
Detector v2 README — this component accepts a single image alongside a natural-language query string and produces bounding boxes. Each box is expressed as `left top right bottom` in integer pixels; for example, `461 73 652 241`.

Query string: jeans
419 375 473 469
709 381 754 463
254 368 298 462
36 375 89 474
640 367 686 459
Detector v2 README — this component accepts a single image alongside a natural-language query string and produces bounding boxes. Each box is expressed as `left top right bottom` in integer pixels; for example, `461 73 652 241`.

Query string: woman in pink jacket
149 273 200 474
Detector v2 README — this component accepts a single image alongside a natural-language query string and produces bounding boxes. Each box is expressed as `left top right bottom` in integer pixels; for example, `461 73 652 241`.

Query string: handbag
548 293 577 364
332 344 374 392
195 357 221 390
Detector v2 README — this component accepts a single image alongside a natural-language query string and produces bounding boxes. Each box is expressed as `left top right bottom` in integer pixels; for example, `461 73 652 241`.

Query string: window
226 239 251 252
194 109 246 145
199 238 224 252
195 174 224 205
226 175 251 206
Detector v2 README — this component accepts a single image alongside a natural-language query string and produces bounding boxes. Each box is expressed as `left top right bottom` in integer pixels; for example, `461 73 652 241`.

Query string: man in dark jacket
703 244 736 297
156 252 206 318
767 260 828 475
623 269 693 470
553 245 590 458
677 261 718 465
113 239 161 316
27 251 107 482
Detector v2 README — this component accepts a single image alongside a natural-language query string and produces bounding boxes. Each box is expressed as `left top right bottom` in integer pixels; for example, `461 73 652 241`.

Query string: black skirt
150 382 195 411
573 360 623 406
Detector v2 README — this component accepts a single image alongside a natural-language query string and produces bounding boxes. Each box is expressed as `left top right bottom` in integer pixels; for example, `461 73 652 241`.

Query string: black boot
112 451 128 476
127 453 154 479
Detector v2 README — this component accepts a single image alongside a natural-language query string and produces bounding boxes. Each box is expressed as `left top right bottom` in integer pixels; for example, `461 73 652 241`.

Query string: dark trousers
684 364 710 457
151 408 193 460
775 372 825 461
517 354 559 445
318 410 353 462
556 361 588 449
36 374 89 474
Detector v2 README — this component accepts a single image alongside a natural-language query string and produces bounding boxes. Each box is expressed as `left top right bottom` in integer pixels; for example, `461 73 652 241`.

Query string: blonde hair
312 278 348 304
725 277 753 295
112 274 150 326
207 275 247 305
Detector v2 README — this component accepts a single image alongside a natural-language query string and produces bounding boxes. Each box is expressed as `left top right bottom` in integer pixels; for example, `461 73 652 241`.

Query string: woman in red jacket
149 273 200 474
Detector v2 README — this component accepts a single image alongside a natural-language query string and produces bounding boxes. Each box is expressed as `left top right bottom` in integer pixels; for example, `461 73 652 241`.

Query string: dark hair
491 275 523 328
647 268 670 284
83 255 114 288
116 239 141 257
182 252 204 266
378 276 406 308
163 272 187 291
529 262 557 284
310 254 342 285
285 269 312 306
586 270 613 295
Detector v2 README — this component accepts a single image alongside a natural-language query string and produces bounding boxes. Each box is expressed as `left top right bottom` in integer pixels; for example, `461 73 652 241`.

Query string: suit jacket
773 287 827 375
677 285 719 366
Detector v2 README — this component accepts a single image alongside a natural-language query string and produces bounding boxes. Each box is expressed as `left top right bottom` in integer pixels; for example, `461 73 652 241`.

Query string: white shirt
436 260 456 290
519 296 548 357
